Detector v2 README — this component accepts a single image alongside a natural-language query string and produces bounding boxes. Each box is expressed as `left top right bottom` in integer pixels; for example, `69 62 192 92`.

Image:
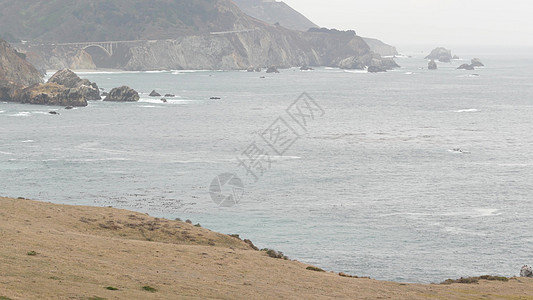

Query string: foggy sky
282 0 533 48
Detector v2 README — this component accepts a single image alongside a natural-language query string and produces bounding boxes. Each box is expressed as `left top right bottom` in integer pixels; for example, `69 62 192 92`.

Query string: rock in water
149 90 161 97
164 93 175 97
428 59 437 70
457 64 475 70
453 55 460 59
104 86 140 102
471 58 484 67
425 47 453 61
438 56 451 63
521 265 533 277
12 82 88 107
0 80 22 100
48 69 101 100
368 66 387 73
300 66 314 71
266 67 280 73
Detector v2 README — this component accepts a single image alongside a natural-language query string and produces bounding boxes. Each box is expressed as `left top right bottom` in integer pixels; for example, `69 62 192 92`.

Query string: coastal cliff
121 27 373 70
2 0 397 71
362 37 398 56
0 39 42 87
0 39 43 100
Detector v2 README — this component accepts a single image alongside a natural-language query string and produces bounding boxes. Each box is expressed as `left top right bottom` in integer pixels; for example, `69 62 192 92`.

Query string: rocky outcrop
426 47 453 62
428 60 437 70
339 53 399 71
457 64 475 70
471 58 484 67
338 56 365 69
48 69 101 100
266 67 280 73
362 37 398 56
0 39 42 87
149 90 161 97
0 80 22 100
521 265 533 277
12 82 87 107
104 86 140 102
368 66 386 73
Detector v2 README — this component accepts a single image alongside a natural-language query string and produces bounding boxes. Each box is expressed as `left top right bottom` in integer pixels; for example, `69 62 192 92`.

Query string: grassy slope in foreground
0 197 532 300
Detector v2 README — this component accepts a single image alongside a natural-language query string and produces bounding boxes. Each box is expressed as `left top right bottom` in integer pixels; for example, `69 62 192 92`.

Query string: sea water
1 51 532 283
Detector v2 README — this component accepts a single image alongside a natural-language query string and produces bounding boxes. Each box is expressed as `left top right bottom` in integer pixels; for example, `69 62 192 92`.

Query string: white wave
0 151 13 155
472 208 501 218
136 105 161 108
344 70 367 74
404 72 414 75
171 70 214 74
144 70 170 74
21 140 34 143
0 110 4 113
75 71 141 75
458 74 480 78
67 158 132 162
441 208 501 218
9 112 31 117
447 148 470 154
270 156 301 161
443 226 487 236
32 111 51 115
139 98 198 104
41 158 59 162
454 109 478 113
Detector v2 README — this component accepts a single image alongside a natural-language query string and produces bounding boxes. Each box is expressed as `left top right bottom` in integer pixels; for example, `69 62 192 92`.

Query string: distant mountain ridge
232 0 398 56
0 0 257 42
231 0 318 31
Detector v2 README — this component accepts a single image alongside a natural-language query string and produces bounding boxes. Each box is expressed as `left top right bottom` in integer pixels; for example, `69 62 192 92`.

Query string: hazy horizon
282 0 533 49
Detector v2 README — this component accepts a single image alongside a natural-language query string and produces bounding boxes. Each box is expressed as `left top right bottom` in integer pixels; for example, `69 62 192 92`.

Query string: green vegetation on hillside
0 0 254 42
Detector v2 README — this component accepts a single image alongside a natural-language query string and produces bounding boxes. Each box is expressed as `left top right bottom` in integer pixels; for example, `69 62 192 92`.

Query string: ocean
1 50 532 283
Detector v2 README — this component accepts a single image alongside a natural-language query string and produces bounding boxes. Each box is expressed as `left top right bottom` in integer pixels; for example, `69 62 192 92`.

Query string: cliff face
362 37 398 57
231 0 318 31
0 39 42 86
121 28 371 70
3 0 397 71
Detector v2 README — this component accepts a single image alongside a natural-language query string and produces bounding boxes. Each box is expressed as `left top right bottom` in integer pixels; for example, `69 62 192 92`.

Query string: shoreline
1 196 532 299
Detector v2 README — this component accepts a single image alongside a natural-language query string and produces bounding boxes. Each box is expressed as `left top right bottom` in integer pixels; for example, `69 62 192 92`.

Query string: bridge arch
82 44 112 57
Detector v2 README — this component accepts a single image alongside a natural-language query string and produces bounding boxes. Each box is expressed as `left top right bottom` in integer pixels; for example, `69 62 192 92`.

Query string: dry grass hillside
1 197 532 299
